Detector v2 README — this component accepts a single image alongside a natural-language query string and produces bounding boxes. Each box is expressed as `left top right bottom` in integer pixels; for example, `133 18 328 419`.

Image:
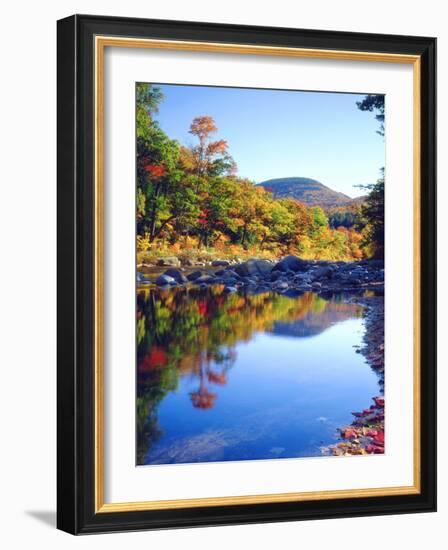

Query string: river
136 286 381 465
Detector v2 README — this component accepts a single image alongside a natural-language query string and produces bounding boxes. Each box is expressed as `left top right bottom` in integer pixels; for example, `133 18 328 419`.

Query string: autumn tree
137 83 202 242
187 116 236 177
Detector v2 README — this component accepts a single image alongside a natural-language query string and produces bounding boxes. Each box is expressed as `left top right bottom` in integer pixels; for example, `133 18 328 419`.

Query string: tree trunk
149 183 161 242
241 225 248 248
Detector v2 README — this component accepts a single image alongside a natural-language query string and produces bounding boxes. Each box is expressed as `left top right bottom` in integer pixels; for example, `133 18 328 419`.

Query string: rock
234 259 273 277
187 270 204 282
181 258 196 267
282 289 304 298
163 268 188 283
223 286 237 293
364 259 384 269
222 277 238 285
311 266 333 281
223 269 241 279
339 262 356 273
211 260 230 267
257 286 270 293
347 271 364 282
275 281 289 291
157 256 181 267
272 255 308 273
269 270 284 282
155 274 177 286
194 275 215 284
298 283 312 290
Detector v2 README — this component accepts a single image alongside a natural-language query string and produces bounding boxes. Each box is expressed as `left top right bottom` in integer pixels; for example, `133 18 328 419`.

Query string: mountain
257 177 362 209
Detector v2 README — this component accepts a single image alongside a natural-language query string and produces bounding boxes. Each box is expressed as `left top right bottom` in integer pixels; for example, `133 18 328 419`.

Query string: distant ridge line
257 177 365 209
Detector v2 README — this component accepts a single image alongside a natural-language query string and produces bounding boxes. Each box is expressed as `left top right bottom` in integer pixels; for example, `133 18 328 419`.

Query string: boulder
347 271 364 282
223 286 237 293
194 275 215 284
187 270 204 282
275 281 289 291
181 258 196 267
311 266 333 281
157 256 181 267
282 288 304 298
163 268 188 284
234 259 273 277
211 260 230 267
272 255 308 273
269 270 284 282
221 276 238 285
299 283 312 290
155 274 176 286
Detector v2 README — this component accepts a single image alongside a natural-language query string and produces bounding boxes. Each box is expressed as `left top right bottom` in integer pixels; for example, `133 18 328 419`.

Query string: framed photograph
57 14 436 534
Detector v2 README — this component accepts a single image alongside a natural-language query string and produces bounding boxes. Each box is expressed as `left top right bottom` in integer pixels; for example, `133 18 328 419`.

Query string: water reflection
136 287 373 465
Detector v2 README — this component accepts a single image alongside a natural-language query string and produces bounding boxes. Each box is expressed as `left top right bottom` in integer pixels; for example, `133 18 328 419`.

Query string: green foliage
356 94 385 258
357 173 385 259
328 210 356 229
356 94 385 136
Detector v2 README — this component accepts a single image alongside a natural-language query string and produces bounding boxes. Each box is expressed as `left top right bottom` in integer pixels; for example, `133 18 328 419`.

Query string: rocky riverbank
137 254 384 295
323 295 385 456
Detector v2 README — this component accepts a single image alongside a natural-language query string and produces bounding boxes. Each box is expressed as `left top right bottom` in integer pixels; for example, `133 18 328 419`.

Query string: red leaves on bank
329 395 385 456
342 428 358 439
366 444 384 454
374 396 385 408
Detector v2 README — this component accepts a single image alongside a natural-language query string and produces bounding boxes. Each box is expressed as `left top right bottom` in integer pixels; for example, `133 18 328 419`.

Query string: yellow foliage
137 233 151 252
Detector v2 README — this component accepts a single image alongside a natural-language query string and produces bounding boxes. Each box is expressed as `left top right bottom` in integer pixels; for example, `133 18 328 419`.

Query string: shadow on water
136 286 375 465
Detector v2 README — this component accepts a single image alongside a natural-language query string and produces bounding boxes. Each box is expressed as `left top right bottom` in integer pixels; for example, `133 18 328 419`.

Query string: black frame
57 14 436 534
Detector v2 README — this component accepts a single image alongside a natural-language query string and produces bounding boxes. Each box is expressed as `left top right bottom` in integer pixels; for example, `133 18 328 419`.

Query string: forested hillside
258 177 357 209
136 83 384 262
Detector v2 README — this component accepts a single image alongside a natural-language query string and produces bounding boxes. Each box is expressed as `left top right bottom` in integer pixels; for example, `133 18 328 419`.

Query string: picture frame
57 14 436 534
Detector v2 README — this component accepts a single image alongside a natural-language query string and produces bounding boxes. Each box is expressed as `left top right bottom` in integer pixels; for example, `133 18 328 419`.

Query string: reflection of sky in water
142 315 379 465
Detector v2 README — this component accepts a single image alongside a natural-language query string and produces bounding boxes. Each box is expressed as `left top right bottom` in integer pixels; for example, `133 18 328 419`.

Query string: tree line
136 83 384 260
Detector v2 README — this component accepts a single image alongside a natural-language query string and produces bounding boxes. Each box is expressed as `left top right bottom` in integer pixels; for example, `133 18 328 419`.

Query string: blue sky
152 84 384 198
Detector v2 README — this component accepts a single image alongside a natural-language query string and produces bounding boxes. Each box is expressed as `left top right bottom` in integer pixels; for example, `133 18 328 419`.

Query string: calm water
136 286 380 465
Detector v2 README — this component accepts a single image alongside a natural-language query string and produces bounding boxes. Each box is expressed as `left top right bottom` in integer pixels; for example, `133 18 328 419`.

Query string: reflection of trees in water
189 350 234 410
136 286 363 464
